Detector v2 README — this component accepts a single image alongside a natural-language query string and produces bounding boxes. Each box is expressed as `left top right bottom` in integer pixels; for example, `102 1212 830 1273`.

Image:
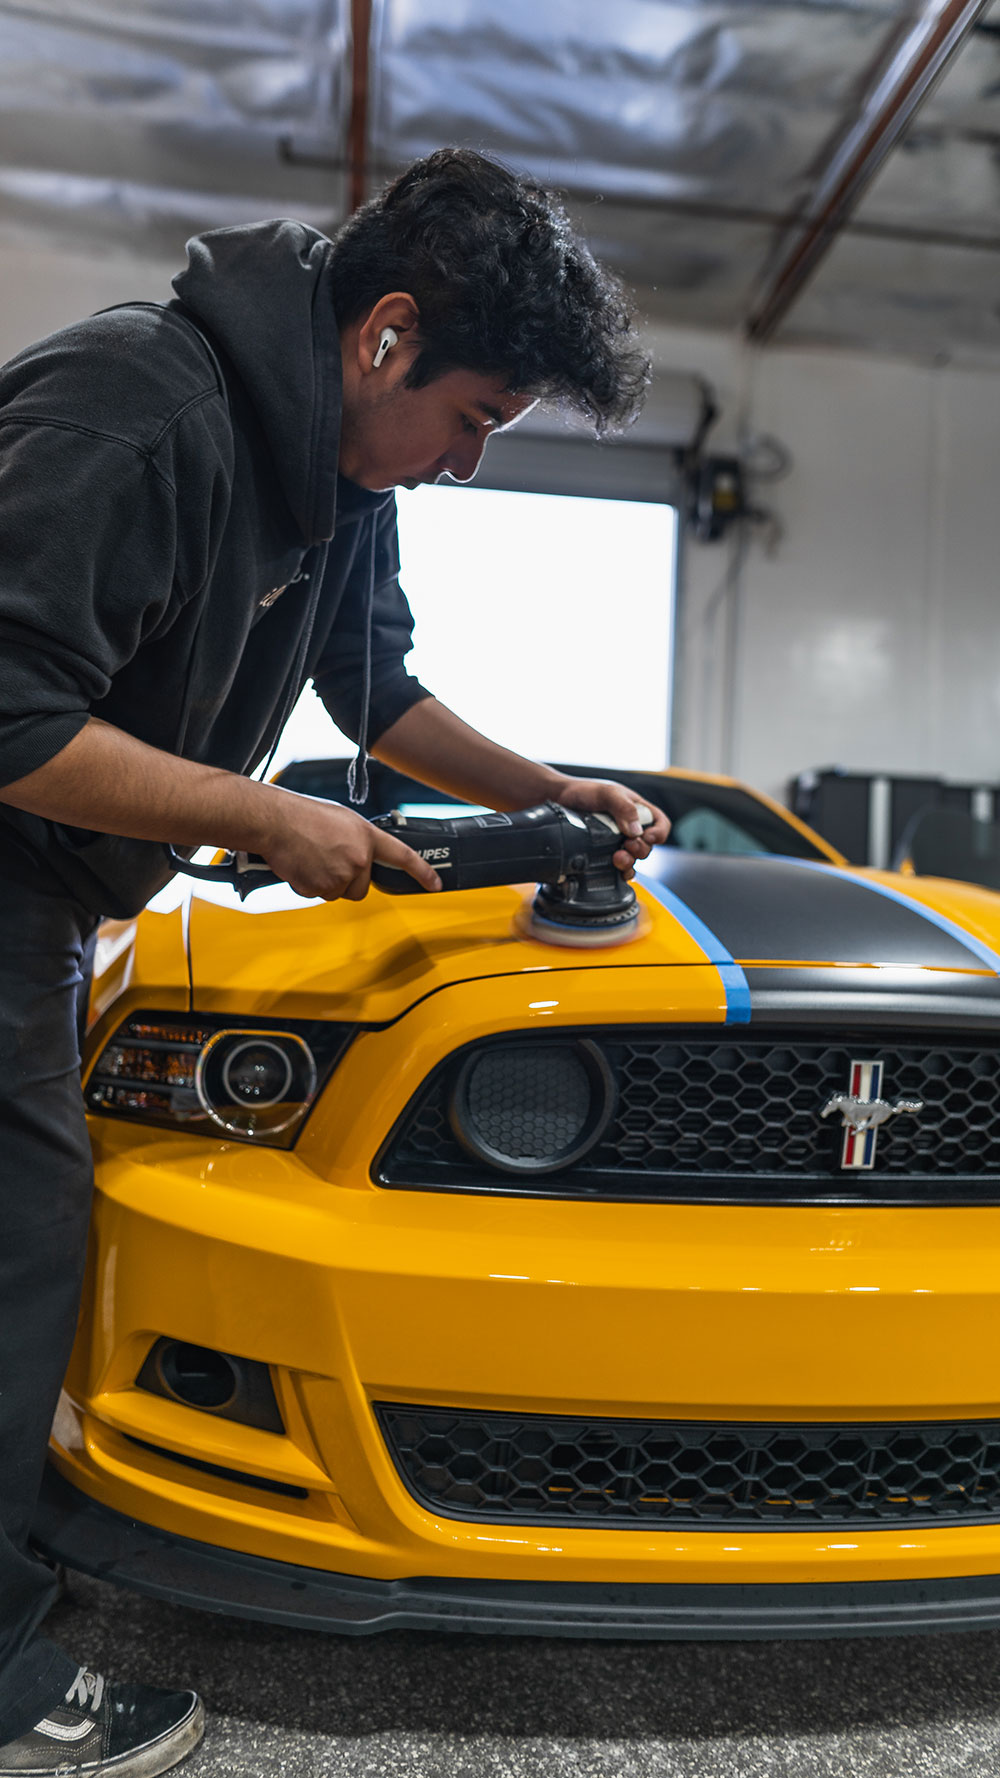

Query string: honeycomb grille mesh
377 1404 1000 1528
464 1046 590 1159
378 1028 1000 1201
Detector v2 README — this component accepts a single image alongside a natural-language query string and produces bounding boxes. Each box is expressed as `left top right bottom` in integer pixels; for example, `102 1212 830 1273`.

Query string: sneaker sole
1 1697 205 1778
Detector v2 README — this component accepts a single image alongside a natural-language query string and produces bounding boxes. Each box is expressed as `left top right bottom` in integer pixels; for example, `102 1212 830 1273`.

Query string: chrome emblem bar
820 1060 924 1170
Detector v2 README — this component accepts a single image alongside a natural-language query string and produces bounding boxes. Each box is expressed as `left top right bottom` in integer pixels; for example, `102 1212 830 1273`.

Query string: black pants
0 860 98 1742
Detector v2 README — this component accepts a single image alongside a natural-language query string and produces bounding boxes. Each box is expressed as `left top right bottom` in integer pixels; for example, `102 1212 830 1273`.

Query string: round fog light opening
157 1342 238 1411
222 1040 293 1108
450 1039 614 1175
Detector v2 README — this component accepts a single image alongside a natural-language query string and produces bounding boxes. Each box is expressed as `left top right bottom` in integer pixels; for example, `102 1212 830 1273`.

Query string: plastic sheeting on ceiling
790 4 1000 359
0 0 350 253
1 0 999 362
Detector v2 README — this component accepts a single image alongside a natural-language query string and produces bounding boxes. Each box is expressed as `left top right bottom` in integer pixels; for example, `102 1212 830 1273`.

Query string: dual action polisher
172 800 654 947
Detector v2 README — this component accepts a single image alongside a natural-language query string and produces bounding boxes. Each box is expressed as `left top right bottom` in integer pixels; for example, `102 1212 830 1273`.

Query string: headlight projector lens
196 1030 317 1138
450 1039 615 1175
222 1040 293 1108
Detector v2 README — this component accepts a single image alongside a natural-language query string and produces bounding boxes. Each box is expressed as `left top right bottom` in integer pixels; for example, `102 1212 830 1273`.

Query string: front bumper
33 1465 1000 1641
67 977 1000 1605
56 1120 1000 1600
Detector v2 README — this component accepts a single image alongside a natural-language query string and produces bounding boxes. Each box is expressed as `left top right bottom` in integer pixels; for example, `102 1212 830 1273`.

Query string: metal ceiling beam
745 0 993 345
348 0 373 213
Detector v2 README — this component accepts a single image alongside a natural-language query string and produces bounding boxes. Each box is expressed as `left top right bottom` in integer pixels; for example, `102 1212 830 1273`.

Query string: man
0 148 666 1773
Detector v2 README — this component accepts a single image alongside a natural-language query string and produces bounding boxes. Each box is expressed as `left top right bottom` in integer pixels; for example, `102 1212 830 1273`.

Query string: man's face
339 363 536 492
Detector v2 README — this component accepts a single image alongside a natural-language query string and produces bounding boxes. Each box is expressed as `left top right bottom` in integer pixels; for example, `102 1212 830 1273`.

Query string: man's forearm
0 716 284 853
373 697 568 810
0 717 445 901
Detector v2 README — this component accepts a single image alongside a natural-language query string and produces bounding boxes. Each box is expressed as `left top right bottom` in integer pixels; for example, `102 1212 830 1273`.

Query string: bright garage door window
270 484 676 775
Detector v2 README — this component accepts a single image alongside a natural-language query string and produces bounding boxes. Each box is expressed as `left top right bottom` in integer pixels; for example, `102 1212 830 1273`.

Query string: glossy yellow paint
64 785 1000 1600
56 1109 1000 1586
181 879 717 1023
87 921 138 1031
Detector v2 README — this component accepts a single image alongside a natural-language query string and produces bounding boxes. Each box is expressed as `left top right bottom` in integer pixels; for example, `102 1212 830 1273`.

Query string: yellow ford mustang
32 760 1000 1640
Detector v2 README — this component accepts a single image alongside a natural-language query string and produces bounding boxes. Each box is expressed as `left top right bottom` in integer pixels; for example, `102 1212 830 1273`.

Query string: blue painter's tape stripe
638 873 752 1024
775 857 1000 976
717 963 753 1025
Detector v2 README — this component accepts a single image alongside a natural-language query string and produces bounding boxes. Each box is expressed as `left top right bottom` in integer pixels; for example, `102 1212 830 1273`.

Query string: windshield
275 758 830 863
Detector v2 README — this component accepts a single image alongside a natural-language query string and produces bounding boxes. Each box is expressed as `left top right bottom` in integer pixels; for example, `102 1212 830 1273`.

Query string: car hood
179 852 1000 1028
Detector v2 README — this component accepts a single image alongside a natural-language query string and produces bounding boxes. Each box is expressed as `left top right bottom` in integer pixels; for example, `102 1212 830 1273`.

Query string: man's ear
357 293 421 376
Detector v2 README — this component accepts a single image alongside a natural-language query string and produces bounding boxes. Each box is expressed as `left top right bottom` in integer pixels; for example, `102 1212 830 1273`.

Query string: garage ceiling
2 0 999 364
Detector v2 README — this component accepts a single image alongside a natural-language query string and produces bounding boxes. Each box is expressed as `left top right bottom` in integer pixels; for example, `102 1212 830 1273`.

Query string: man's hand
548 775 671 876
374 700 671 878
256 796 442 902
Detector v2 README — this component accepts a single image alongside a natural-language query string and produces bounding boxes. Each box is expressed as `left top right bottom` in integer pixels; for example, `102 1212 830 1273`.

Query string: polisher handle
369 803 573 894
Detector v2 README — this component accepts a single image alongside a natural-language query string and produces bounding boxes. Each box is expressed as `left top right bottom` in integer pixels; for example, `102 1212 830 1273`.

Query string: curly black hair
329 148 649 437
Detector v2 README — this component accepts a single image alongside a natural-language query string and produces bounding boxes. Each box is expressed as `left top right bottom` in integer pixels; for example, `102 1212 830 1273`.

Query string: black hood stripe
775 857 1000 974
641 853 1000 974
744 965 1000 1028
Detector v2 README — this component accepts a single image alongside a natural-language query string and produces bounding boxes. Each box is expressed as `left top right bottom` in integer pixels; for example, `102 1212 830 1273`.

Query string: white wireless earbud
372 327 398 369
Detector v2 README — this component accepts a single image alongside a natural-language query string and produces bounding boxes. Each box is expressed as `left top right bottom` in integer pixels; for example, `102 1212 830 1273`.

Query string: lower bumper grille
377 1405 1000 1529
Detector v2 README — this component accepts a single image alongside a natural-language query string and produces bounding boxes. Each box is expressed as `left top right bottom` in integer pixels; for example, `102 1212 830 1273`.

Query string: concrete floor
45 1571 1000 1776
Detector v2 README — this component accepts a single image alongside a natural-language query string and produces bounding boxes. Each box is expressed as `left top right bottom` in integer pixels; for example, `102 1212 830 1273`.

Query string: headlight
449 1038 616 1175
197 1030 315 1139
85 1010 353 1147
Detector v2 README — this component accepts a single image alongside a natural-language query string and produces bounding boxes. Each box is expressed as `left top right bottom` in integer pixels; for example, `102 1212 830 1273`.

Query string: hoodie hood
171 219 342 545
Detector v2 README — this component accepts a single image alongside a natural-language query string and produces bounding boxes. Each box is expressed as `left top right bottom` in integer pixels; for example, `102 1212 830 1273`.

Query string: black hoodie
0 219 431 917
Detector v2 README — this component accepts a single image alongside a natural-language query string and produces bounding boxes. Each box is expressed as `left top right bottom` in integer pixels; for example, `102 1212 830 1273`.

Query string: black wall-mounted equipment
687 455 748 543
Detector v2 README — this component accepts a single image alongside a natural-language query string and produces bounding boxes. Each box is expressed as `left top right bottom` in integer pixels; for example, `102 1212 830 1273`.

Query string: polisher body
370 801 648 943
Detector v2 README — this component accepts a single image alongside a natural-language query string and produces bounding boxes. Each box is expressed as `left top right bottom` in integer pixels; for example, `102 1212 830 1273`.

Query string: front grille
377 1027 1000 1202
377 1405 1000 1529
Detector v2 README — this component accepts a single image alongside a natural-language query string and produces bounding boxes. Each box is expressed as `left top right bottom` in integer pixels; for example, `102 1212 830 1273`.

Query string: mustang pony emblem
820 1060 923 1170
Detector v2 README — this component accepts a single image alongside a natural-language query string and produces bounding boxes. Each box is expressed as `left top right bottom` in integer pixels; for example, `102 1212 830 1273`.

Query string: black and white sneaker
0 1667 204 1776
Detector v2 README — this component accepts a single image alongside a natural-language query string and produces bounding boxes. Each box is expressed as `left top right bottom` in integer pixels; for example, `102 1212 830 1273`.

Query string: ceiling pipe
276 148 1000 258
745 0 992 345
275 145 1000 255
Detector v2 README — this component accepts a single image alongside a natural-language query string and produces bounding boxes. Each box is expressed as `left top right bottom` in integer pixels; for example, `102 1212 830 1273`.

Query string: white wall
663 323 1000 804
0 239 177 364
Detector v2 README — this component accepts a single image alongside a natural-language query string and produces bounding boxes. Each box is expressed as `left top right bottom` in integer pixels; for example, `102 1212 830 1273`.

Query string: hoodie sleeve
312 497 432 745
0 410 223 791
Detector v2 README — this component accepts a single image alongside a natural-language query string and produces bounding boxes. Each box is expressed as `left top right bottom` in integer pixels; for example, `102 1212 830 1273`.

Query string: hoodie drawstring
346 518 377 806
256 538 329 787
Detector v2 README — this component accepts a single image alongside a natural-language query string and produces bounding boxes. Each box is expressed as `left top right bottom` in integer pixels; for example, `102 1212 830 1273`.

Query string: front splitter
31 1465 1000 1641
